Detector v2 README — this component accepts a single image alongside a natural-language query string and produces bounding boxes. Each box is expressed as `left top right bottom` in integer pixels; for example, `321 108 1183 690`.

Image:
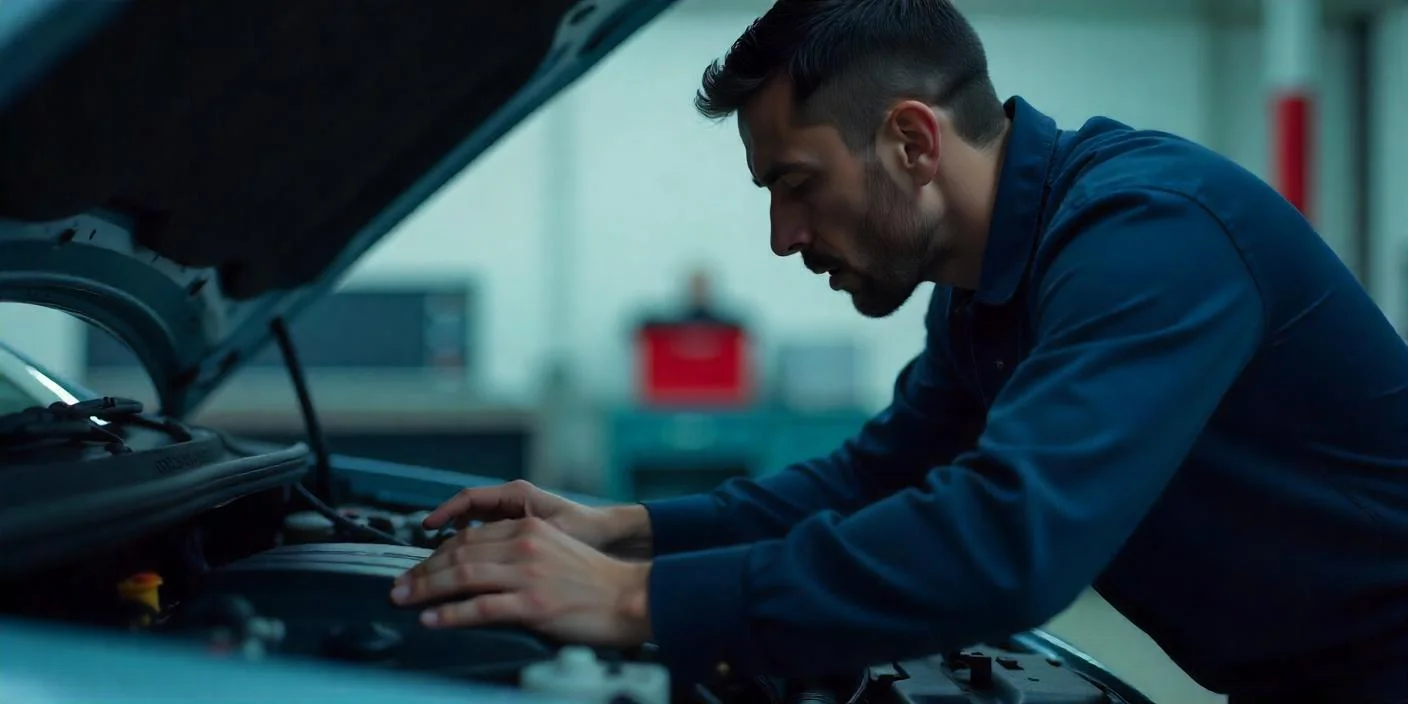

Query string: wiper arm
0 397 149 456
63 396 145 421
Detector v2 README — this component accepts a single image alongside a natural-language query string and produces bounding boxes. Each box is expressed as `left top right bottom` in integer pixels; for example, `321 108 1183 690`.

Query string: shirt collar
972 96 1060 306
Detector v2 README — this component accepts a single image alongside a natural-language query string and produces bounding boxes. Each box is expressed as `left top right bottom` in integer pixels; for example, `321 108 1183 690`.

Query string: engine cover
167 543 557 683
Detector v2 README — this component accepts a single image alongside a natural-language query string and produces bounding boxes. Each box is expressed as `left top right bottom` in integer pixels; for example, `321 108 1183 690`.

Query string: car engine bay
0 320 1142 704
0 390 1141 704
0 477 1129 703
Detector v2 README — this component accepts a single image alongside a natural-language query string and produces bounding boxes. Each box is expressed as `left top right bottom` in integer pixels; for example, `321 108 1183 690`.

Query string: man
390 1 1408 700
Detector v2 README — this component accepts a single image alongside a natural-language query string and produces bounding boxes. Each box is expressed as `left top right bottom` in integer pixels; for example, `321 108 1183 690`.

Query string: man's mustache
802 251 845 274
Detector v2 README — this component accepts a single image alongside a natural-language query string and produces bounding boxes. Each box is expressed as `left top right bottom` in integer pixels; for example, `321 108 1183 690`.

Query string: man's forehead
741 75 797 132
738 83 849 187
738 77 809 183
739 77 794 148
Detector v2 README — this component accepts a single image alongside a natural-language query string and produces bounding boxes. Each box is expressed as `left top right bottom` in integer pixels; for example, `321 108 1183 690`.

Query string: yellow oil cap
117 572 163 614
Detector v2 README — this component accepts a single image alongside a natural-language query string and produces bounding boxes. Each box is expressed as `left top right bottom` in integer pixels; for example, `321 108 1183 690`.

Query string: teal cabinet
605 407 873 501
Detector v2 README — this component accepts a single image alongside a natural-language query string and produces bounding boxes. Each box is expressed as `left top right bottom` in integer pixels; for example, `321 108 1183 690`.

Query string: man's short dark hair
696 0 1007 151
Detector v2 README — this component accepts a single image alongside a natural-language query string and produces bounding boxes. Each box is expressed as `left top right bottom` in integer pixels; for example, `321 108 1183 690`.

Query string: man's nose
770 202 811 257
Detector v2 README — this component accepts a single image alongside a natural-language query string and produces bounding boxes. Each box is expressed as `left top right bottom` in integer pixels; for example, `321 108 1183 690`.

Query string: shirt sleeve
643 326 986 556
646 188 1266 680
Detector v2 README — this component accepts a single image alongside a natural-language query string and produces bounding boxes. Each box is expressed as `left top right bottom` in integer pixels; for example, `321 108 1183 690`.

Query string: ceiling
682 0 1401 23
997 0 1397 22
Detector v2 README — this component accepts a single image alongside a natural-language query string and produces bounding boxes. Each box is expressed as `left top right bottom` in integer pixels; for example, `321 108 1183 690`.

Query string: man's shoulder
1032 117 1363 343
1032 116 1313 277
1046 117 1260 219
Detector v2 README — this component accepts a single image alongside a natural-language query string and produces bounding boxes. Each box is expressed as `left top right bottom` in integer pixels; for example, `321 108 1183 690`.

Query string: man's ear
882 100 941 187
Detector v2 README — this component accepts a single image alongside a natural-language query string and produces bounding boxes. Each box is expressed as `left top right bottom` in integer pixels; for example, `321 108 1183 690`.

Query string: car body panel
0 0 677 417
0 617 575 704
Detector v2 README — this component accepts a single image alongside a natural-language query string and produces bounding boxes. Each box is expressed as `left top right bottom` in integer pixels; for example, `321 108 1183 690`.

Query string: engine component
281 505 448 549
404 510 443 547
0 417 307 578
888 646 1106 704
520 646 670 704
165 543 557 683
175 594 287 660
281 511 336 544
323 621 404 661
786 673 867 704
116 572 163 628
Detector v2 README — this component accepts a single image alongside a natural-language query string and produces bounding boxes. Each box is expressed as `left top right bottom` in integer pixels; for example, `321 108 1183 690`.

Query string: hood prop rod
270 316 335 505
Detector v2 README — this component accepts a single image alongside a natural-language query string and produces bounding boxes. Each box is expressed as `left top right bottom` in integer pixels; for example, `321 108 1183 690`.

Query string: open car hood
0 0 677 417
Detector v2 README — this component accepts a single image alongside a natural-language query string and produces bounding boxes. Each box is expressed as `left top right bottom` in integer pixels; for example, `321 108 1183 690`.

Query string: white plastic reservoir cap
521 646 669 704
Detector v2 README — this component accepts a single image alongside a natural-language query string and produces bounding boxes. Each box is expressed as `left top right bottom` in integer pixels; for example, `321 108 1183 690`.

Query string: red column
1266 0 1318 219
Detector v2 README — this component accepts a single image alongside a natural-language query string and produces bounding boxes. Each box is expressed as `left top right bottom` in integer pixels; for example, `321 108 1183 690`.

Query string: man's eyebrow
753 162 806 189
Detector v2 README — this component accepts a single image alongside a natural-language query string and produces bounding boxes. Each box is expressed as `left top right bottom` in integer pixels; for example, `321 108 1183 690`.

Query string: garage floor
1042 590 1225 704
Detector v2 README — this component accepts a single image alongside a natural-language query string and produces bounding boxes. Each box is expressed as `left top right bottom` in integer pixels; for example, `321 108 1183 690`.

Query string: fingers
421 486 515 530
392 514 570 633
421 591 543 629
441 517 523 550
403 527 526 581
391 559 521 606
423 480 538 530
396 518 555 604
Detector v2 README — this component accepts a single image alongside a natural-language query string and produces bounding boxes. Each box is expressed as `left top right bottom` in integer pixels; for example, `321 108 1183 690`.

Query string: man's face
739 79 941 318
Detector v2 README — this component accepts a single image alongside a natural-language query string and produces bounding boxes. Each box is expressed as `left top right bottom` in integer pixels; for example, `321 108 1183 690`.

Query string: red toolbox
636 322 752 406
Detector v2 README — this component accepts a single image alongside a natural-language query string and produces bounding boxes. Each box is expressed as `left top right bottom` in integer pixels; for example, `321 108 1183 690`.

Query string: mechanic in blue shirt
391 1 1408 700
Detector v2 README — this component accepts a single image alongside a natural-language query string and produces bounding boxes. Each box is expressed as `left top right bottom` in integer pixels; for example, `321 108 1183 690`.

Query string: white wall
1207 23 1359 263
539 8 1216 407
350 107 560 401
1369 4 1408 329
347 0 1360 406
0 0 1372 407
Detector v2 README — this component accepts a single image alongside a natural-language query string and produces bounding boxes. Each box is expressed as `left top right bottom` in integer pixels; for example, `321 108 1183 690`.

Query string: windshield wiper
0 397 149 455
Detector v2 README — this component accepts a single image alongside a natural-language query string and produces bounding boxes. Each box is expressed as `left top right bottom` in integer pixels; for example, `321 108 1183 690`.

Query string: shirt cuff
648 542 762 682
640 494 729 555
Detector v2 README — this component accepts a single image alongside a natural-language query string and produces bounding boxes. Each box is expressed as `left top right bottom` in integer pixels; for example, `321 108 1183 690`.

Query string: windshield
0 340 91 415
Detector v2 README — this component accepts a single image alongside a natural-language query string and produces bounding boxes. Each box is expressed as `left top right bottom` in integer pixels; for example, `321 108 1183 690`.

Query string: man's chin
849 290 909 319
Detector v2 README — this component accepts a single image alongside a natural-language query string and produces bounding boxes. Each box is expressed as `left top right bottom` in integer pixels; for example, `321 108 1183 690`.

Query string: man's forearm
628 451 907 559
601 504 654 559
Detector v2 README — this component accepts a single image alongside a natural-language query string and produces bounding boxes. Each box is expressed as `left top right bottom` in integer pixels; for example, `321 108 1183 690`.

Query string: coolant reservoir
520 646 669 704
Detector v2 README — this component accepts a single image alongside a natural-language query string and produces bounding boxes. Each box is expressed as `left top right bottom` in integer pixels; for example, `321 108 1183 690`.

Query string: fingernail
420 610 439 627
390 585 410 603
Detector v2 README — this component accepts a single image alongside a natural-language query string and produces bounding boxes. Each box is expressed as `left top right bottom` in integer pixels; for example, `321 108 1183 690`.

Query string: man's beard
845 161 936 318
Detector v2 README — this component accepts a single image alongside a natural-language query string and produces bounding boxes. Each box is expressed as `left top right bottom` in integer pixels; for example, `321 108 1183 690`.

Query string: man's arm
635 329 986 557
643 189 1265 679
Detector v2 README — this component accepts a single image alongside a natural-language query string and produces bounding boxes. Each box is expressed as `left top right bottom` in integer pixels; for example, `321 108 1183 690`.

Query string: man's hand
391 516 653 648
423 480 653 558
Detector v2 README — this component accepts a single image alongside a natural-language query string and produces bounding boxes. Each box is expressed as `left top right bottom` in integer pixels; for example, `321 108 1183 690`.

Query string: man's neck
927 122 1012 290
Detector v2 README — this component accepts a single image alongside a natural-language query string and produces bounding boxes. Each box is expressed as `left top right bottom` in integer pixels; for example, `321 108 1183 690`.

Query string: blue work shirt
642 96 1408 699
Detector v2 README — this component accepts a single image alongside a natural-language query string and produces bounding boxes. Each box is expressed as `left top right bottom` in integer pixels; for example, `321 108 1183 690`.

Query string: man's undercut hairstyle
696 0 1007 151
